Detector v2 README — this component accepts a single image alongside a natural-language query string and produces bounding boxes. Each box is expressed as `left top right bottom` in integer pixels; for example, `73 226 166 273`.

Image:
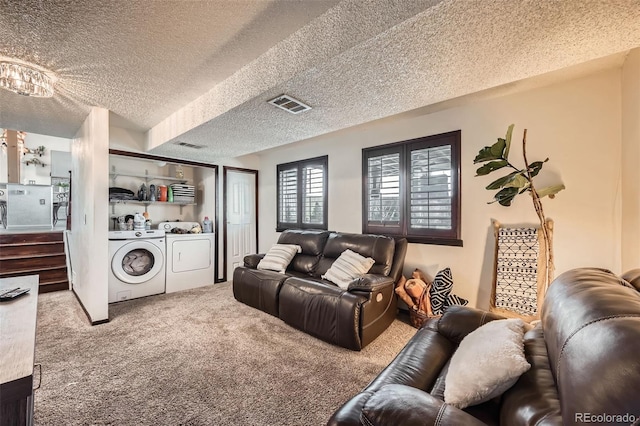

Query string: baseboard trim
71 289 110 326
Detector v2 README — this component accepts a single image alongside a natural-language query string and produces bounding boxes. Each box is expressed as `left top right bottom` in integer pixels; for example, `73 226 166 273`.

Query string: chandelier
0 60 54 97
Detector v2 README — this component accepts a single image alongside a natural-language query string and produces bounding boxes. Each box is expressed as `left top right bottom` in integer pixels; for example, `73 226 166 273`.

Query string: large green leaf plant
474 124 565 288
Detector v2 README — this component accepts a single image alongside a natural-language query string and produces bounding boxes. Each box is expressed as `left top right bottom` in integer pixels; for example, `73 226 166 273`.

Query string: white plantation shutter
362 131 461 245
367 153 400 226
302 164 324 225
277 156 328 230
278 168 298 224
410 145 452 230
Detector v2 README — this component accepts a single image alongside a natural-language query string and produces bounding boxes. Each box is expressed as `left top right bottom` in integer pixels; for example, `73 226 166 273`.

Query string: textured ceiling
1 0 640 163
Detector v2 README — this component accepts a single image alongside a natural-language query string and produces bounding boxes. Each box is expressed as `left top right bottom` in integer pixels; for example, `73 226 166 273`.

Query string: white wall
20 133 72 185
622 48 640 271
70 107 110 323
0 132 71 184
256 69 623 308
109 126 146 153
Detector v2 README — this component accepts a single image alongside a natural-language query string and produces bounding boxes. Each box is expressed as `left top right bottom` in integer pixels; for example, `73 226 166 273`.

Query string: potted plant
474 124 565 287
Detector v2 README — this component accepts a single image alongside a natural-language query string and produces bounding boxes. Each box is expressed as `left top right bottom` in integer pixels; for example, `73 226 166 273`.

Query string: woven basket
408 306 441 329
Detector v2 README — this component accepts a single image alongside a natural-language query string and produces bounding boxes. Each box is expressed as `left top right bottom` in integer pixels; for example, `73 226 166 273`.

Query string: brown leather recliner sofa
328 267 640 425
233 229 408 351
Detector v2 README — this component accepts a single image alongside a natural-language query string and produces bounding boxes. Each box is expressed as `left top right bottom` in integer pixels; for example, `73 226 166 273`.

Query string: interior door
225 168 257 281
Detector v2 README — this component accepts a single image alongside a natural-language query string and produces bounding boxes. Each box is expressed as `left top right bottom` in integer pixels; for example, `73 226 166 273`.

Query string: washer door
112 241 164 284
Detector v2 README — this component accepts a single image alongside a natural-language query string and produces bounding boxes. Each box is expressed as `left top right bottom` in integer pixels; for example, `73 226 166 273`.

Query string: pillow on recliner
322 249 375 289
257 244 302 274
444 318 530 409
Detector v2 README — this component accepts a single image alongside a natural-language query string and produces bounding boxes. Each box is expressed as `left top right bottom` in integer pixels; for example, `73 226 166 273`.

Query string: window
277 155 328 231
362 131 461 246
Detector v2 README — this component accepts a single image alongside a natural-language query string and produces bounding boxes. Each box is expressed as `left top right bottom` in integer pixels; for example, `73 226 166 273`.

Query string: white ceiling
1 0 639 163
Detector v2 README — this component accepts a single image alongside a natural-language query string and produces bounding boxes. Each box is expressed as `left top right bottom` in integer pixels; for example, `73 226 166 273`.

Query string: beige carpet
34 283 415 425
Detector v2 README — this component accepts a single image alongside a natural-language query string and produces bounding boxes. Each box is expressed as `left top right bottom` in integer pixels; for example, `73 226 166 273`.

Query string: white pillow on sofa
444 318 530 408
257 244 302 274
322 249 375 290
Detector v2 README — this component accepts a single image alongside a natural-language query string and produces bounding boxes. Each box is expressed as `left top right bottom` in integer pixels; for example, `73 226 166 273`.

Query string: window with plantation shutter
277 156 328 231
302 164 324 225
363 131 462 246
365 150 401 234
278 168 298 225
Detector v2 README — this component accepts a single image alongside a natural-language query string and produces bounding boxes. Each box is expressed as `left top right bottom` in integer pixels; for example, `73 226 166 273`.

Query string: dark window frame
362 131 462 246
276 155 328 232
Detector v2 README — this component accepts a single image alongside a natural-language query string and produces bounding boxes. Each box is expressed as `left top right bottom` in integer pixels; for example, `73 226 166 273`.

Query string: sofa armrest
360 384 487 426
243 254 265 269
347 274 394 293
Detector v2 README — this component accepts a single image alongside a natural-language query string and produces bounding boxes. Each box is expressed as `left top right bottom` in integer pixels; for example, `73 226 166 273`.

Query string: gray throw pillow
444 318 531 408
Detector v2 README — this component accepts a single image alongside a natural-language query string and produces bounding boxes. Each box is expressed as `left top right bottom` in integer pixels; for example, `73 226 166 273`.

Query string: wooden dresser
0 275 38 426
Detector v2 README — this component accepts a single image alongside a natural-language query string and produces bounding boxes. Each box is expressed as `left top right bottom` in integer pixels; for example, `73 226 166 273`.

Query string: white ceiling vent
268 94 312 114
173 141 204 149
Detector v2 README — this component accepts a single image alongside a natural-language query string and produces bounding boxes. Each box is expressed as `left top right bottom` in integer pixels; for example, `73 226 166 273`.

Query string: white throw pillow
322 249 375 290
444 318 531 408
257 244 302 274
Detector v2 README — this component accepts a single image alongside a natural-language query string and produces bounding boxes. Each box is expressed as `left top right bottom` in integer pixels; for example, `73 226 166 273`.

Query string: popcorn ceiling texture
0 0 339 134
1 0 639 163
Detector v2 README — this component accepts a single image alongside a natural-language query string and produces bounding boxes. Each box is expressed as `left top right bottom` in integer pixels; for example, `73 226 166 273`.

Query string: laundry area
108 152 217 304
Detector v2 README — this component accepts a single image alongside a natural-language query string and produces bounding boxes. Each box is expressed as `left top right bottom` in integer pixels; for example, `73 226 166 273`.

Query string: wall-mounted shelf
109 167 190 184
24 157 47 167
109 199 196 214
109 200 196 206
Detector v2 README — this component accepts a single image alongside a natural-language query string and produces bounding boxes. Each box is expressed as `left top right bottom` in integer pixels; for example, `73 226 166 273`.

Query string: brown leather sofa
233 229 408 350
328 267 640 425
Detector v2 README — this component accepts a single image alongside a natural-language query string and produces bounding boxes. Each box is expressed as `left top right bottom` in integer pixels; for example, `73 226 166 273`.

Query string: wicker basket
408 306 440 329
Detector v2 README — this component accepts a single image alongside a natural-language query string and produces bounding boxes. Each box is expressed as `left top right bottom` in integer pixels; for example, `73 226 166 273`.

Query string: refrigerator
1 184 53 229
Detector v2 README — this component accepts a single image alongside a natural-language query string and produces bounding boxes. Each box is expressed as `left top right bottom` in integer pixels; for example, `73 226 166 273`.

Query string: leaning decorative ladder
490 219 553 322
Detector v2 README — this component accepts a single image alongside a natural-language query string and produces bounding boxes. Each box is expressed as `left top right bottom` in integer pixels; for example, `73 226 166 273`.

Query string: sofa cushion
278 277 368 351
316 232 395 277
322 249 375 289
277 229 330 275
257 244 301 273
437 306 504 345
500 325 562 425
444 318 530 409
361 385 487 426
232 267 289 317
621 268 640 292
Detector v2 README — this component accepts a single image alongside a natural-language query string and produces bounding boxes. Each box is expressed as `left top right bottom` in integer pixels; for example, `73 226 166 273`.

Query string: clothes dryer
108 229 166 303
159 221 215 293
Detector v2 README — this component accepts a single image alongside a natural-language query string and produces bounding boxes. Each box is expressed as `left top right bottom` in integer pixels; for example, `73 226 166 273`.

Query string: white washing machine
159 221 215 293
108 229 166 303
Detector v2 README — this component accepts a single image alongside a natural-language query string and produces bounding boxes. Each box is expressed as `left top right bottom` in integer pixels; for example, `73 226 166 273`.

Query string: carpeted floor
34 283 415 425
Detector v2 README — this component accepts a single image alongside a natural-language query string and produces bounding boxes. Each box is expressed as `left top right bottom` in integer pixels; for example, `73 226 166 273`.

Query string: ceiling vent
268 94 312 114
173 141 204 149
